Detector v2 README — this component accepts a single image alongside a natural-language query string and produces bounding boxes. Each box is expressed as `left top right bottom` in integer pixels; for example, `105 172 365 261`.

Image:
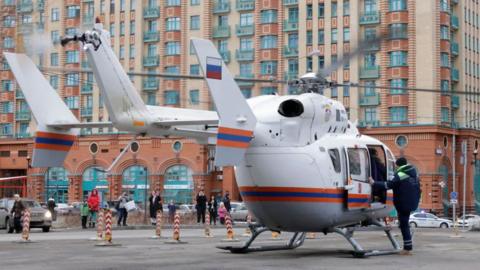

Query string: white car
230 203 256 222
456 214 480 229
409 213 453 228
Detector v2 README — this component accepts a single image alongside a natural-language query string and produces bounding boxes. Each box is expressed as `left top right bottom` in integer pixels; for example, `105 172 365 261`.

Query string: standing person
208 195 218 225
87 189 100 228
223 191 231 213
196 190 207 224
10 194 25 233
369 148 387 203
47 197 57 221
168 200 176 223
369 157 420 255
80 199 89 229
117 192 129 226
148 190 162 225
218 202 227 225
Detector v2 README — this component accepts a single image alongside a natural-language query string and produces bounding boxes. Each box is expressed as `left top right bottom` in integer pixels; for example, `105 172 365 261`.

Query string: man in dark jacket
10 194 26 233
223 191 231 212
196 190 207 224
148 190 162 225
369 148 387 203
370 157 420 255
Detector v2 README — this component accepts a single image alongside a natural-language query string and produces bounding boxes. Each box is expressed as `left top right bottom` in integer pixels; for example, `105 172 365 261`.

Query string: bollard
204 212 212 237
151 210 163 239
95 209 121 246
21 210 30 242
242 213 252 236
221 214 239 242
165 213 187 244
97 209 104 240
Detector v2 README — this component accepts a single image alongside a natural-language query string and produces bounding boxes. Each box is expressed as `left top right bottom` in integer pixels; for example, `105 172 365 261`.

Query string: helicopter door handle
344 185 354 191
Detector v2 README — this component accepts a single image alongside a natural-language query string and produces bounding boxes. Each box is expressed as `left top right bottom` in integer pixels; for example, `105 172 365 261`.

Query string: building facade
0 0 479 215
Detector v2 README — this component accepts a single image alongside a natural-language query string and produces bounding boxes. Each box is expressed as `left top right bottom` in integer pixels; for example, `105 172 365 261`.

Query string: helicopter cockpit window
328 149 341 173
347 148 370 182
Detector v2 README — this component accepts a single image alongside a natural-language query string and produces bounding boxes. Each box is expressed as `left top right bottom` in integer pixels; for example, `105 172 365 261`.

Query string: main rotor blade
337 83 476 96
318 32 388 79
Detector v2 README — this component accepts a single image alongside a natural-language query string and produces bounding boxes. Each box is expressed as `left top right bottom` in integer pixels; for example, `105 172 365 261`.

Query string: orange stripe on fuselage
348 202 370 208
36 131 76 141
218 127 253 137
242 196 343 203
239 186 344 194
217 139 250 149
34 143 71 151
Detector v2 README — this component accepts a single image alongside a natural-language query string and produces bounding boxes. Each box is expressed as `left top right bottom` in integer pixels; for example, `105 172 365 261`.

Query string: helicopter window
347 148 370 182
278 99 304 117
336 109 341 121
328 149 341 173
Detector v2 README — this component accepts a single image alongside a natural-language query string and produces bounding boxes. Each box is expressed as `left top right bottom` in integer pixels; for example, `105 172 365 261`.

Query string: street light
472 149 478 165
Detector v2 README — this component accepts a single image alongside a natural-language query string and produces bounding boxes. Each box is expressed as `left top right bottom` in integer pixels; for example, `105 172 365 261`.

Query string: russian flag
206 57 222 80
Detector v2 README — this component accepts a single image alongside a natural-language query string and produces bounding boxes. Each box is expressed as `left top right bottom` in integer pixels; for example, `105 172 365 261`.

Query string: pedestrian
208 195 218 225
168 200 176 224
196 190 207 224
117 192 129 226
223 191 231 213
369 157 421 255
47 197 57 221
218 202 228 225
80 199 89 229
87 189 100 228
148 190 162 225
369 148 387 203
10 194 25 233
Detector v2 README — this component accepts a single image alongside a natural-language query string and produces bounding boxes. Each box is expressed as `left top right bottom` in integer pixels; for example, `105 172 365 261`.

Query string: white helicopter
5 23 404 257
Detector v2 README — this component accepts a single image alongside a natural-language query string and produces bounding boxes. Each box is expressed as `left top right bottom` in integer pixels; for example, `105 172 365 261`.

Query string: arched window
82 166 108 202
45 167 69 203
122 165 148 204
163 164 194 204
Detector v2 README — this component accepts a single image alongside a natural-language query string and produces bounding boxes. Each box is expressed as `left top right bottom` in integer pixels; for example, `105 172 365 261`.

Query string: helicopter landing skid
333 220 401 258
217 224 306 254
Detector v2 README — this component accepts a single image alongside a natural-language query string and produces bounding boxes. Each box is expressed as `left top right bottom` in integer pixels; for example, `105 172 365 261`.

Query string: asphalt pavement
0 226 478 270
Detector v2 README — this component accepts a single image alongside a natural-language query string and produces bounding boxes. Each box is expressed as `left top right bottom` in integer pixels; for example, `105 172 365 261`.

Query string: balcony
220 51 231 63
283 46 298 57
81 107 93 117
143 79 159 91
81 84 93 94
283 20 298 32
236 73 254 86
451 95 459 109
17 1 33 13
143 56 159 67
213 1 230 14
451 41 459 56
284 72 298 81
283 0 298 5
18 23 33 34
143 31 160 42
451 68 459 82
15 111 31 121
212 25 231 38
235 25 254 36
451 15 459 30
15 91 25 99
236 0 254 11
363 40 380 51
235 49 254 61
143 6 160 19
360 66 380 79
359 93 381 106
83 14 94 26
359 11 380 25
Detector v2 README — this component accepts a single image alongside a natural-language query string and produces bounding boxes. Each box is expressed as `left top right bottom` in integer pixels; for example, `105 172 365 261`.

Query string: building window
119 45 125 59
241 88 252 98
120 22 125 36
51 8 59 22
66 51 79 64
441 107 449 122
130 0 136 10
0 124 12 136
343 28 350 42
167 0 181 6
331 29 338 43
389 106 407 122
261 35 277 49
190 15 200 30
306 31 313 45
318 30 325 44
306 4 313 19
343 0 350 16
260 61 277 75
164 90 179 105
130 21 135 35
288 59 298 74
64 96 79 109
166 42 180 55
288 34 298 48
120 0 126 11
239 63 252 76
288 7 298 22
66 5 80 18
190 64 200 75
365 107 377 122
50 53 59 66
440 25 449 40
240 13 253 26
191 0 200 5
439 0 449 12
441 80 449 94
3 16 15 27
365 0 377 13
390 79 407 94
395 135 408 148
318 3 325 18
261 10 277 24
240 38 253 50
389 0 407 11
331 87 338 98
306 57 313 72
440 53 450 67
166 17 180 31
2 37 14 49
389 23 407 39
50 75 58 89
129 45 135 59
146 92 156 105
66 73 79 86
165 66 180 74
1 101 13 113
319 56 325 69
189 89 199 105
109 23 115 36
389 51 407 67
331 2 337 17
261 87 277 95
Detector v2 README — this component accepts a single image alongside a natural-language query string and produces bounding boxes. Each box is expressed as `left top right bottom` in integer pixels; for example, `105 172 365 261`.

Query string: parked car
230 203 256 222
55 203 73 214
409 212 453 228
0 198 52 233
456 214 480 229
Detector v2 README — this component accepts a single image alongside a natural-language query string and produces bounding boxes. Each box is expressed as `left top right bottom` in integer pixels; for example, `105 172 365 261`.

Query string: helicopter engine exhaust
278 99 304 118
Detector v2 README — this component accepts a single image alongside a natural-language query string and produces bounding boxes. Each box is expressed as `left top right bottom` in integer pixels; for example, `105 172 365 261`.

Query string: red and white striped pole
153 210 163 238
21 210 30 241
104 209 112 243
96 209 104 241
243 213 252 236
172 213 180 241
204 212 211 237
222 214 238 242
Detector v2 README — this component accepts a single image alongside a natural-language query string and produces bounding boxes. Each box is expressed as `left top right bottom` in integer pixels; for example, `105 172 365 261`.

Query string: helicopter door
345 147 372 210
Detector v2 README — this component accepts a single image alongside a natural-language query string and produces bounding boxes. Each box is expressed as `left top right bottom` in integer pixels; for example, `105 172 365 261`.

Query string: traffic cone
221 214 239 242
